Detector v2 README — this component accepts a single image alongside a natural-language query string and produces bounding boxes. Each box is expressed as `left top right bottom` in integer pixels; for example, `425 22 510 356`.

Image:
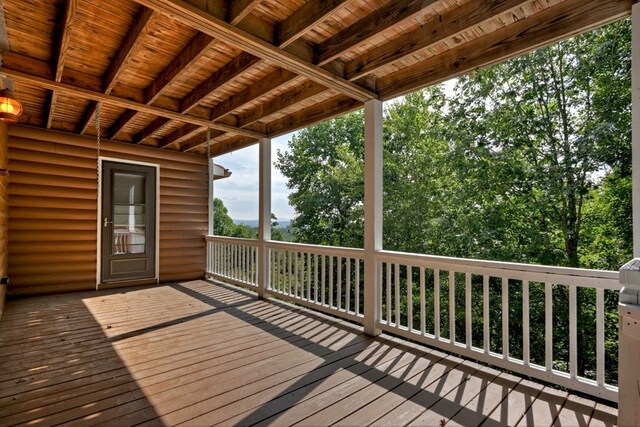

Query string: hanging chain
95 102 101 192
206 127 211 159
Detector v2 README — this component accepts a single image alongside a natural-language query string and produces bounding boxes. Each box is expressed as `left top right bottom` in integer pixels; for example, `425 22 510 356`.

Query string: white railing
205 237 620 401
376 250 620 402
206 236 258 289
266 241 365 323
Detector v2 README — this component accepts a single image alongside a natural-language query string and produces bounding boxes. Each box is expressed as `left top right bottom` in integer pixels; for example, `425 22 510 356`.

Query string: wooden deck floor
0 280 618 426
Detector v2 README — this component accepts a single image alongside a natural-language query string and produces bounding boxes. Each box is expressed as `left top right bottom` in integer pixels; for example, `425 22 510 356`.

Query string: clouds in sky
213 133 295 221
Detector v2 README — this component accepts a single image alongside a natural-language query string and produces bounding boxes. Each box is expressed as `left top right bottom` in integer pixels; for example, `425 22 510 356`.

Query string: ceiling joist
131 0 377 102
109 31 217 139
377 0 633 100
314 0 437 66
1 67 265 139
345 0 530 81
46 0 77 129
78 6 156 135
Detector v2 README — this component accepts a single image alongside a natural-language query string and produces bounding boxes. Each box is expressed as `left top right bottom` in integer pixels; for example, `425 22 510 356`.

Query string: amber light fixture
0 89 22 122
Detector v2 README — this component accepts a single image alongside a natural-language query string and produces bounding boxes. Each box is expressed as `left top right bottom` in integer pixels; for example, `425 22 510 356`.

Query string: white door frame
96 156 160 289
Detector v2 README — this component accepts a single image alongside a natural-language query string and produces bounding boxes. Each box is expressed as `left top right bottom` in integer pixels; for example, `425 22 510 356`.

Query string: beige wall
7 126 209 296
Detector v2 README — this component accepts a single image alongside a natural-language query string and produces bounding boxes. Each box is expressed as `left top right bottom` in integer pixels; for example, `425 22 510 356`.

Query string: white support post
208 157 214 235
207 156 214 275
258 137 271 299
634 2 640 258
364 99 382 336
620 6 640 425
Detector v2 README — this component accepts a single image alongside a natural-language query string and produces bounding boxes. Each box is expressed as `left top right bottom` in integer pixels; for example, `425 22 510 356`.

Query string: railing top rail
206 235 259 246
377 250 620 289
265 240 364 258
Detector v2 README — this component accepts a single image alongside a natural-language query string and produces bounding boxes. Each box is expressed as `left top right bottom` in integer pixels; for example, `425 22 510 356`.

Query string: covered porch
0 0 638 425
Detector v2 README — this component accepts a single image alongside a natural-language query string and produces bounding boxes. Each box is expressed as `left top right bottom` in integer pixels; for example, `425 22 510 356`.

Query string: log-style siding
7 125 208 296
0 122 8 316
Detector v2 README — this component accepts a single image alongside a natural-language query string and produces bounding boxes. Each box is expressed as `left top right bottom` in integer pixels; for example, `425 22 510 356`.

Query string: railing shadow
165 280 601 426
0 286 165 426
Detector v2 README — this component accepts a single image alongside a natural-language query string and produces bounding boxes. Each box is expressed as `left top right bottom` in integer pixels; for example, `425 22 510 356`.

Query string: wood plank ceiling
0 0 633 157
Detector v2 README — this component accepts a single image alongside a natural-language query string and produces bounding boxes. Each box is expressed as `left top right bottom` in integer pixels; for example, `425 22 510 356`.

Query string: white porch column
257 137 271 299
619 5 640 426
207 155 214 276
208 157 214 235
363 99 382 336
634 1 640 258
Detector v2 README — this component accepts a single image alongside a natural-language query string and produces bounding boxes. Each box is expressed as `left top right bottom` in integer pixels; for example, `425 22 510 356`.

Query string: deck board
0 280 618 426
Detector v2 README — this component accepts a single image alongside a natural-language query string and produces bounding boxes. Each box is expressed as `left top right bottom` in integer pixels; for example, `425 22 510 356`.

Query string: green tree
276 112 365 248
213 197 236 236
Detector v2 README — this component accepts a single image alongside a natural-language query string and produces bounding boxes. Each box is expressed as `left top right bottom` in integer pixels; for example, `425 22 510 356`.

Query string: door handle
103 217 113 227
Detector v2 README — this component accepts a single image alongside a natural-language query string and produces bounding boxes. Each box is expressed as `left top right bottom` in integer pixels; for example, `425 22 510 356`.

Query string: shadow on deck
0 280 618 426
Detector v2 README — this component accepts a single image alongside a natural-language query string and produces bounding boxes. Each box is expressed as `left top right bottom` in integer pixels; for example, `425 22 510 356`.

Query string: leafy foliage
276 19 631 384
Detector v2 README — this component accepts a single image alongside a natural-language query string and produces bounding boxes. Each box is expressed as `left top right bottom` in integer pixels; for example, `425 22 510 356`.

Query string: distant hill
234 219 291 229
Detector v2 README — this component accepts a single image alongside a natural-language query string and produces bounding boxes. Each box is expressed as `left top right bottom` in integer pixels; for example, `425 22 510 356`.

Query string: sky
213 80 457 221
213 133 295 221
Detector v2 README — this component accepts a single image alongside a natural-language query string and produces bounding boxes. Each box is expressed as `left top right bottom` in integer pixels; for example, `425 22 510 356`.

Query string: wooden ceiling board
252 0 303 25
3 0 60 62
0 0 632 156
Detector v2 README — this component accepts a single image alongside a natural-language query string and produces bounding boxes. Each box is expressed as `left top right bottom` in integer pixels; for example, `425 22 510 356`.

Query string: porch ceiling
0 0 632 156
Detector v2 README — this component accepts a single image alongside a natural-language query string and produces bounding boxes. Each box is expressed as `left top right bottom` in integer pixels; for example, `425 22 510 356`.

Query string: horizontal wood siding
0 122 8 316
7 126 208 296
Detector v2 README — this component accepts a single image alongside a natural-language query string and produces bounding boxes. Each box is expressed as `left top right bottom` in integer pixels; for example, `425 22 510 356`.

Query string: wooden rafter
1 67 265 139
210 135 258 156
182 129 224 151
180 52 260 113
345 0 530 81
109 31 217 139
134 117 170 143
237 80 327 128
276 0 350 48
78 6 155 134
266 94 361 137
158 123 201 148
314 0 437 66
208 68 297 121
131 0 377 102
228 0 262 26
377 0 633 100
46 0 77 129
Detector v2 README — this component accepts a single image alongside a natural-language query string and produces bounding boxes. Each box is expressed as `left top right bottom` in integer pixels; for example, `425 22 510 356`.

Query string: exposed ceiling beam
109 31 217 139
180 52 260 113
104 8 155 94
314 0 437 66
276 0 350 48
134 117 170 143
377 0 633 100
228 0 262 26
182 129 225 151
76 100 98 136
266 94 361 137
78 7 155 135
55 0 76 82
237 80 327 128
146 32 216 105
46 0 77 129
209 68 297 121
210 135 259 156
108 109 138 139
1 67 265 139
131 0 377 102
345 0 530 81
158 123 201 148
